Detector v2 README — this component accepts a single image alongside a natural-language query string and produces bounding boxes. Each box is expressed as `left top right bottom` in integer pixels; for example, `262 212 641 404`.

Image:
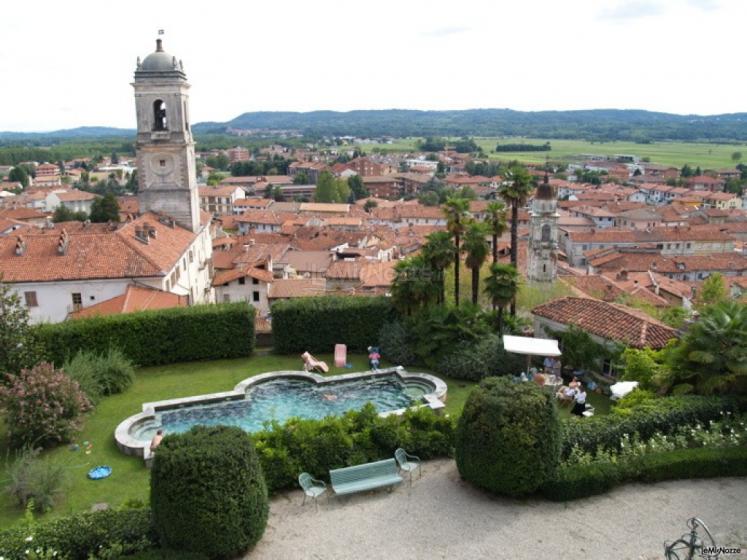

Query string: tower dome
136 39 185 77
535 172 554 200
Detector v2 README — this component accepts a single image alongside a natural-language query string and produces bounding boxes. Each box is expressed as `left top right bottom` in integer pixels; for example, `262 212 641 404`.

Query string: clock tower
133 38 200 232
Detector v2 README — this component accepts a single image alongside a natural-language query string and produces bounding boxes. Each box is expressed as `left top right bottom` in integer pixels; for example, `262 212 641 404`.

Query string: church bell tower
527 173 559 282
133 38 200 232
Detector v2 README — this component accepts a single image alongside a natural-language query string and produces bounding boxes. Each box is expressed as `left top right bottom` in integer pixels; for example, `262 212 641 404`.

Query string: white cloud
0 0 745 131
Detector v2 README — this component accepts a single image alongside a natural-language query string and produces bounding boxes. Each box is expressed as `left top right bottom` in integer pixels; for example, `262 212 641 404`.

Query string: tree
390 255 438 315
126 169 138 193
443 197 470 307
499 163 533 315
363 199 378 213
698 273 727 308
421 231 457 305
666 301 747 394
315 170 337 202
8 166 29 188
680 164 694 178
484 201 507 264
418 191 440 206
293 170 309 185
347 174 369 200
110 151 120 164
463 221 489 305
0 281 43 376
732 151 742 163
52 205 87 223
458 186 477 200
206 153 229 171
89 192 120 223
483 263 519 332
335 177 351 202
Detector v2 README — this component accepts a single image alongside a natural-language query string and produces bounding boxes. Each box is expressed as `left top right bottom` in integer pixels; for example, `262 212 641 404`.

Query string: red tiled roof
69 285 188 319
532 297 676 349
269 278 327 298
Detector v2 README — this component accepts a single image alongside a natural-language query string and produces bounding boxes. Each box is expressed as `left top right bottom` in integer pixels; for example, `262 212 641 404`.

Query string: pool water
131 375 430 442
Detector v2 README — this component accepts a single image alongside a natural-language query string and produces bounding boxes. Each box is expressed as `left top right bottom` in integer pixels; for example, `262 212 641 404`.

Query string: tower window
159 160 166 167
153 99 168 131
541 224 551 242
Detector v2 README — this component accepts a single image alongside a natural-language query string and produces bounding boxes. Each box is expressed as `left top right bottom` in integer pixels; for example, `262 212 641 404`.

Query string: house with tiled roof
532 297 677 350
198 185 246 215
45 189 98 214
0 212 213 323
69 284 188 319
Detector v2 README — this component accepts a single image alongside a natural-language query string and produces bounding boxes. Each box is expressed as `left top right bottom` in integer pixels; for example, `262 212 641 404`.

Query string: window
153 99 167 131
189 250 193 263
166 280 170 291
183 258 186 269
238 277 246 285
223 294 231 303
253 291 260 302
541 224 551 242
252 278 259 285
72 293 82 305
24 291 38 307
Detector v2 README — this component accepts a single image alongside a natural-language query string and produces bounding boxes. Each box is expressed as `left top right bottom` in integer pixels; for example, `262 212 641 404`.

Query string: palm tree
483 263 519 333
499 163 533 315
462 221 490 305
421 231 457 305
390 255 438 316
442 197 470 306
484 200 507 264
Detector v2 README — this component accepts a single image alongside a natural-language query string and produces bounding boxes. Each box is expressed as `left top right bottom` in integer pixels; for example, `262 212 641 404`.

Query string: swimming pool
115 367 447 459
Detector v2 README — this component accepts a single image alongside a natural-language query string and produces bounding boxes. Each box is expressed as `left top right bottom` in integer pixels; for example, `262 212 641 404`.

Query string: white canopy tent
502 335 561 357
502 335 562 375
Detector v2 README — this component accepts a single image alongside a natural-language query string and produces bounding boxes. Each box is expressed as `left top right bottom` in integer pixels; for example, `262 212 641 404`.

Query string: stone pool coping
114 366 447 460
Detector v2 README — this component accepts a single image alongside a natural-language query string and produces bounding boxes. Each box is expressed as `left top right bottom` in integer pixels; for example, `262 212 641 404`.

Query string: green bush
151 426 268 559
6 447 66 512
272 296 394 354
36 303 255 367
542 446 747 501
438 334 524 381
561 395 747 460
0 508 155 560
254 404 455 493
63 348 135 402
378 321 417 366
455 377 560 497
0 363 92 448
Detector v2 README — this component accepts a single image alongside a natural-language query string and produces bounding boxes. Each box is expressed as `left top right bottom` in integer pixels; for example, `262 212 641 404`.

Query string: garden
0 267 745 559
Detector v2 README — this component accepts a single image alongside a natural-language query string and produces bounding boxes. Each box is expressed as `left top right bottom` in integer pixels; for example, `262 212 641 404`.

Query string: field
358 136 747 169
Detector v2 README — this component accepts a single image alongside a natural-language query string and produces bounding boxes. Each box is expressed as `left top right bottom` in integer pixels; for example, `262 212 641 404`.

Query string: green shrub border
271 296 394 354
0 508 155 560
35 303 255 367
542 446 747 501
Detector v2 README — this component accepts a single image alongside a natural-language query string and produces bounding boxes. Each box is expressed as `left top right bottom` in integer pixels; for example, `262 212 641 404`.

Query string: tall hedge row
36 303 255 367
271 296 394 354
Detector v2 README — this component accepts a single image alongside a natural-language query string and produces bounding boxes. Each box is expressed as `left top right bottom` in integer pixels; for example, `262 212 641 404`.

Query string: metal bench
330 458 403 496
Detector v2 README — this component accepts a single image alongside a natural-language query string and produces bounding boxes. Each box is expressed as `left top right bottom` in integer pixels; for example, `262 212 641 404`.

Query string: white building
45 190 98 214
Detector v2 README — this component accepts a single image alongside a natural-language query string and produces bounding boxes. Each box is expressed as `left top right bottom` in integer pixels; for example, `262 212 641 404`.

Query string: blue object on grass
344 363 353 368
88 466 112 480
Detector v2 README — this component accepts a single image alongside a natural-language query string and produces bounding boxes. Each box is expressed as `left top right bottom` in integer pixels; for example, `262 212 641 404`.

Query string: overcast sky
1 0 744 131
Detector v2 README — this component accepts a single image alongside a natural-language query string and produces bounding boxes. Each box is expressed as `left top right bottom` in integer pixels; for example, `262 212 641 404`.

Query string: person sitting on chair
556 385 576 404
571 385 588 417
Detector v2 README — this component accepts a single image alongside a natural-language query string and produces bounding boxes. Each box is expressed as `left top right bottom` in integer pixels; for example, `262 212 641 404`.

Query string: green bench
330 458 403 495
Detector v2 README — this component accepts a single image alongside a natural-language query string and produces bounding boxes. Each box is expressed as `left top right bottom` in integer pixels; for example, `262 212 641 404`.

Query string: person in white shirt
571 386 588 417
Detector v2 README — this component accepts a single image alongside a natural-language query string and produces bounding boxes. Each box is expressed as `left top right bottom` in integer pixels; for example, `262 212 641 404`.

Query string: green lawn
356 136 746 169
0 353 471 528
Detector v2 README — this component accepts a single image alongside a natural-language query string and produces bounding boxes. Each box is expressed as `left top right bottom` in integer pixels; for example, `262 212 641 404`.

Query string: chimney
617 269 628 281
156 38 164 52
14 236 25 256
57 229 69 255
143 222 157 239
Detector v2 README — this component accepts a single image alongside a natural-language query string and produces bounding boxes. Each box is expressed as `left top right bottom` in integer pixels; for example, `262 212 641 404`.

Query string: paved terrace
250 459 747 560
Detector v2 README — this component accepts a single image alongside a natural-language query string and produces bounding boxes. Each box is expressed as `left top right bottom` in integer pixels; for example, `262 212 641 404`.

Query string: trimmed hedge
36 303 255 367
455 377 560 497
561 395 747 460
254 403 455 493
272 296 394 354
542 446 747 501
151 426 268 559
0 508 155 559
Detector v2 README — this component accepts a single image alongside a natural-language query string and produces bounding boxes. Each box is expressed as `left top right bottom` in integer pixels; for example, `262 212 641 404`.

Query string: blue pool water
131 375 431 442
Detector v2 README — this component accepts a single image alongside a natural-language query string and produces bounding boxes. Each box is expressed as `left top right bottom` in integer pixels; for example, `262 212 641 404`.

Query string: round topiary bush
455 377 560 497
151 426 269 559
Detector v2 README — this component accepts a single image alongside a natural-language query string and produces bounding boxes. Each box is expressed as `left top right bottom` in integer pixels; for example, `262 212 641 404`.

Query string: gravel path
249 459 747 560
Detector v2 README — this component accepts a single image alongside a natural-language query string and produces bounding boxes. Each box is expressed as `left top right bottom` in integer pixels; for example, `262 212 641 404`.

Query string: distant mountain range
4 109 747 142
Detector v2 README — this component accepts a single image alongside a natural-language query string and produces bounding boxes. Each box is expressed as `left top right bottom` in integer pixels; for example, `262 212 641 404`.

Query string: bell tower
133 38 200 232
527 172 559 282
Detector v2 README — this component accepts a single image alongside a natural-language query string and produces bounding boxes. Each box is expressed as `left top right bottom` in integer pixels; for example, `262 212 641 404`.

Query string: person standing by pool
150 429 164 453
368 346 380 371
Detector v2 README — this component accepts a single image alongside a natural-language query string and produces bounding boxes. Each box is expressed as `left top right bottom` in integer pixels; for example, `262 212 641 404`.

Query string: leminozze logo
699 546 743 559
